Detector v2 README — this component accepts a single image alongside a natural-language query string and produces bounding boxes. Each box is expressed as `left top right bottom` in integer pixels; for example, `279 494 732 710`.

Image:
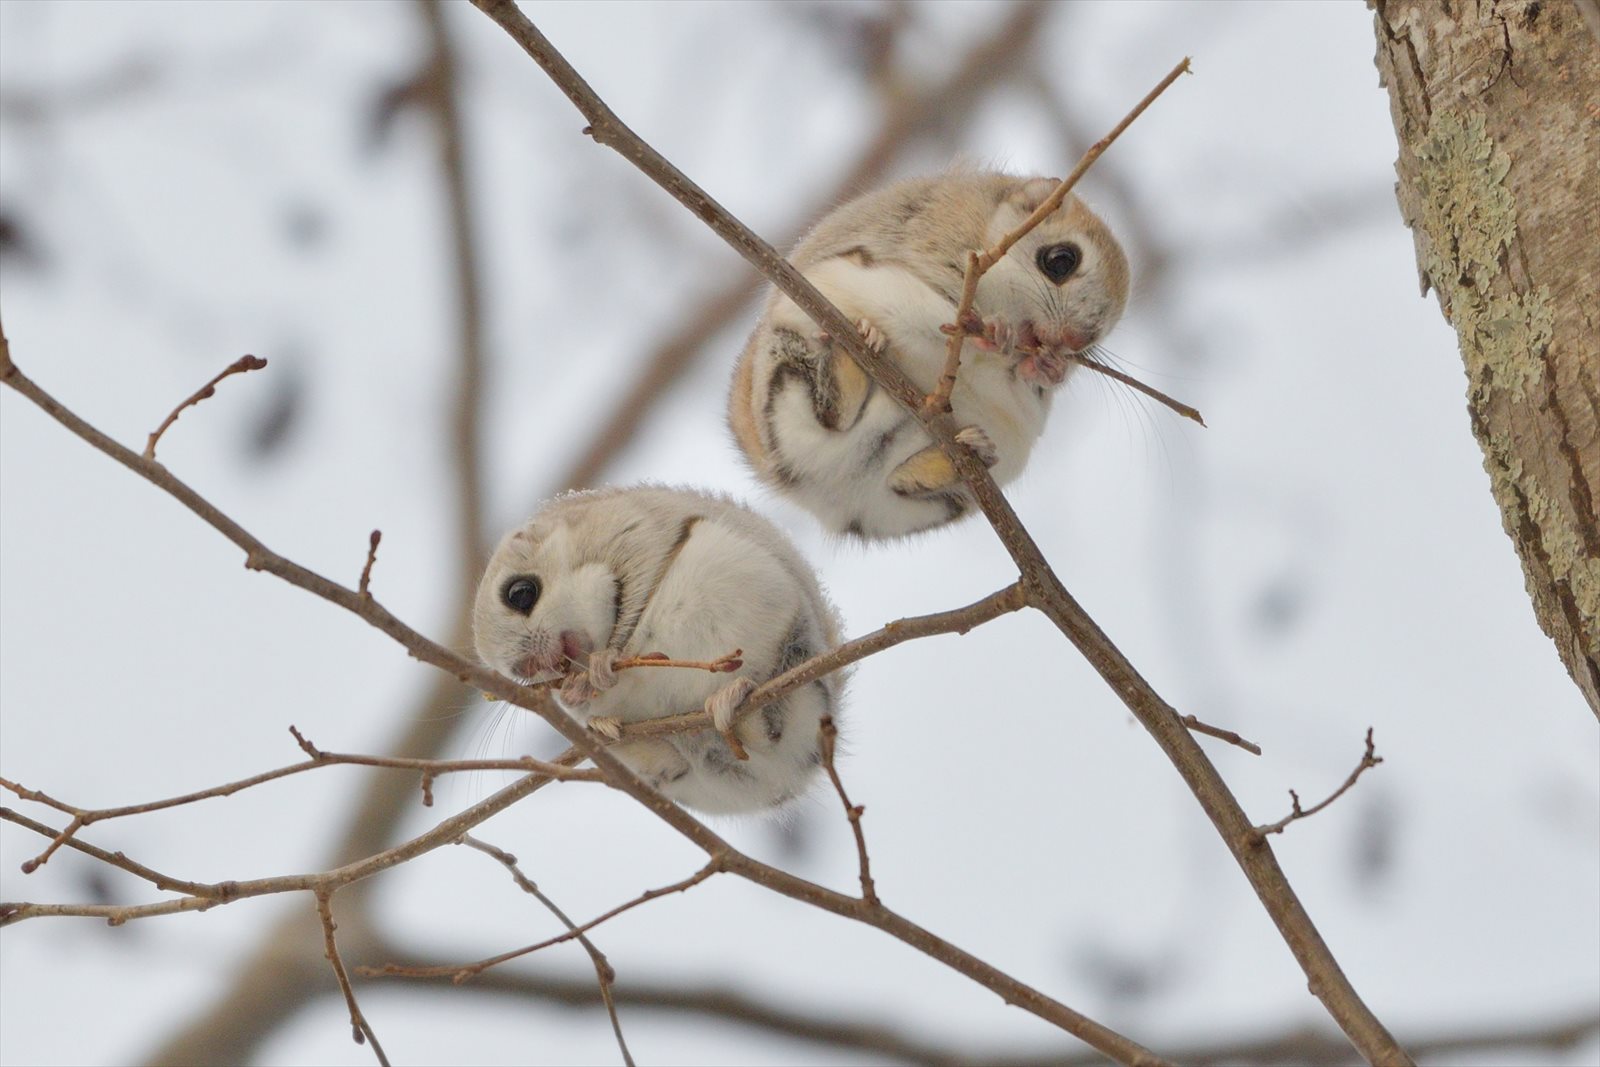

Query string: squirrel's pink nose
560 630 591 665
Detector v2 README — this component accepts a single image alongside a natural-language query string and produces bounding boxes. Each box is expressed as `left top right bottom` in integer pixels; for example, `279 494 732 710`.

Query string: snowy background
1 2 1596 1065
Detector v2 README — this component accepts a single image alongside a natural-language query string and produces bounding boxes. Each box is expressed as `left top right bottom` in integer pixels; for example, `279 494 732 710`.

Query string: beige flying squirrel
729 170 1130 539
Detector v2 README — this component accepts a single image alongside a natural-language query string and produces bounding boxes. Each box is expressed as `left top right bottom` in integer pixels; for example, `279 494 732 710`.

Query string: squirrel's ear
1008 177 1060 213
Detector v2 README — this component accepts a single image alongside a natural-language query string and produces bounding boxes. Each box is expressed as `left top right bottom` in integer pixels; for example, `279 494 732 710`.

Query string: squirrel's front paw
978 315 1017 354
955 425 999 468
560 648 619 706
855 318 889 354
587 716 623 742
705 676 758 761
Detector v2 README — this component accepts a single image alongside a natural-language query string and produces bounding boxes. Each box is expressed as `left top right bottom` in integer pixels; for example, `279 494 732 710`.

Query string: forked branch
317 890 390 1066
820 715 877 905
1254 728 1383 838
462 8 1411 1063
0 329 1164 1065
457 835 635 1066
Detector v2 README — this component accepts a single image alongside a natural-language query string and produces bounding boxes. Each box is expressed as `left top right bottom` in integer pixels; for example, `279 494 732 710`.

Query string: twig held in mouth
1072 354 1205 426
926 58 1192 413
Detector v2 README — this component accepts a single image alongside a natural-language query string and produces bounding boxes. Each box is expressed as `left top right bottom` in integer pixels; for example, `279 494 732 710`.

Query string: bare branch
316 891 390 1067
358 530 382 598
142 354 268 460
616 582 1026 742
0 732 598 873
1254 729 1383 838
1073 354 1205 426
4 303 1162 1067
372 957 1600 1067
0 752 577 927
365 857 726 983
458 835 635 1066
1181 716 1262 757
114 33 1066 1064
3 806 212 900
820 716 877 905
463 9 1409 1063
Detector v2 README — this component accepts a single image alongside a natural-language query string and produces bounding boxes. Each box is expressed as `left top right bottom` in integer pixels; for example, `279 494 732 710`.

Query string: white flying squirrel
474 485 844 814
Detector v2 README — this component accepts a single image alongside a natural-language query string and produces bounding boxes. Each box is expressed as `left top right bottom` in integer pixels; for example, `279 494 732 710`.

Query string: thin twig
365 856 726 983
458 835 635 1067
615 583 1026 742
1181 715 1262 757
316 891 391 1067
462 11 1408 1064
613 650 743 674
142 355 267 460
1254 729 1382 838
358 530 382 598
0 733 598 872
925 58 1191 413
2 807 210 899
1073 355 1205 426
363 954 1600 1067
819 716 877 905
926 252 983 414
1 337 1164 1067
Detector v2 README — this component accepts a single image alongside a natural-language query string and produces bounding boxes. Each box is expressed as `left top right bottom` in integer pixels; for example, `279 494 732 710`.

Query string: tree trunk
1373 0 1600 718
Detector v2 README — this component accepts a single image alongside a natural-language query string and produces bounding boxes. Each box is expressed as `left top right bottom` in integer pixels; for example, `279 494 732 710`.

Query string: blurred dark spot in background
0 207 46 272
280 198 327 252
238 347 305 464
1350 789 1398 896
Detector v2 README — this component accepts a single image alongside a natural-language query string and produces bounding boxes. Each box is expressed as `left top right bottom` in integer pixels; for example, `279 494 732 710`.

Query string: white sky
1 2 1596 1065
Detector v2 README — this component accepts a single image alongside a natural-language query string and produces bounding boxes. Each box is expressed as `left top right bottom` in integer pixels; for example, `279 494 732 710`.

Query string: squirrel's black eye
501 576 541 615
1036 242 1082 283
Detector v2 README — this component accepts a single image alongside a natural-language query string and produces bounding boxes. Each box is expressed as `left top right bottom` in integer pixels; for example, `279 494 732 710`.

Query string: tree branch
316 891 390 1067
457 835 635 1066
1254 729 1382 838
366 857 726 983
142 354 268 460
0 325 1163 1065
614 582 1024 742
820 715 877 905
464 6 1411 1063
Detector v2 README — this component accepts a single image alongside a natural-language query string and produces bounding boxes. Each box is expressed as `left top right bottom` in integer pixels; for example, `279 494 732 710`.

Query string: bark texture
1373 0 1600 718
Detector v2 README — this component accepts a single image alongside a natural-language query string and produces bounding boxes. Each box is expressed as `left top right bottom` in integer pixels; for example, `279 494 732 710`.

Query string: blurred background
1 2 1596 1064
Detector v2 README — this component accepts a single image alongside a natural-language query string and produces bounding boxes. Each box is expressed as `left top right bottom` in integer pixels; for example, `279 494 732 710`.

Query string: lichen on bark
1412 109 1553 406
1374 0 1600 716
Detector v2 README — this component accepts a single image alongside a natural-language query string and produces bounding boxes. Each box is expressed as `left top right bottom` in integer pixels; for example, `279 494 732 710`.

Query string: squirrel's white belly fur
474 486 843 817
560 518 832 814
758 259 1049 538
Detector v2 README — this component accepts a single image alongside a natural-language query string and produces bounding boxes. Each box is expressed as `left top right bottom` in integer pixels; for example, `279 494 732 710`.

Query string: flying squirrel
729 170 1130 539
